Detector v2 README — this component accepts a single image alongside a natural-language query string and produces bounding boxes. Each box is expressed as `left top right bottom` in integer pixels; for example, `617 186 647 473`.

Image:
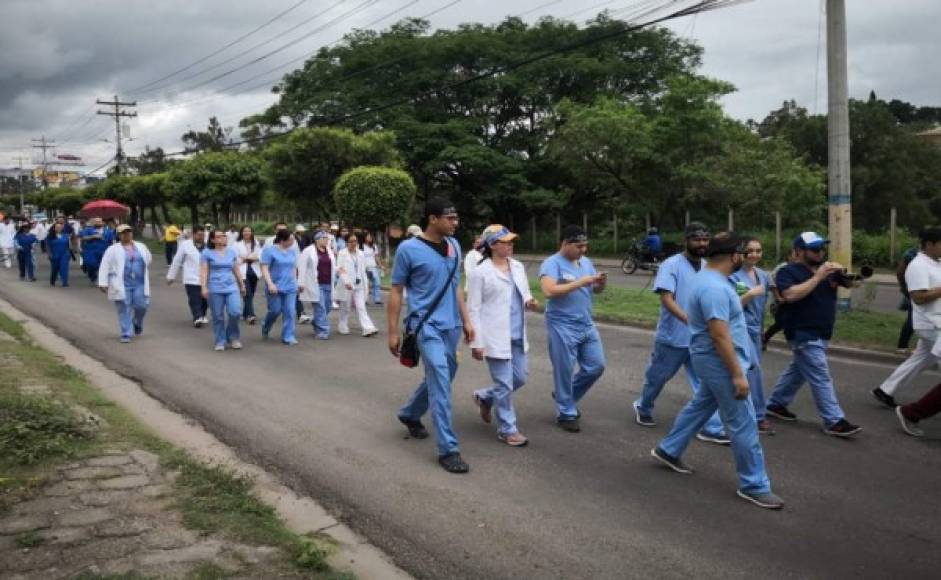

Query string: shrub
333 166 415 231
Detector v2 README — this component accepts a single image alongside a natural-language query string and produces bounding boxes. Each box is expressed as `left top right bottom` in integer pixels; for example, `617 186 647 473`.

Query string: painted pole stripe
828 195 851 205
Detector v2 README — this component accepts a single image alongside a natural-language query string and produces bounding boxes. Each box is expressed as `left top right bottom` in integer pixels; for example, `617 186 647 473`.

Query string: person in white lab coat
334 233 378 337
167 224 209 327
0 215 15 268
297 231 336 339
234 225 263 324
467 225 538 446
98 225 152 343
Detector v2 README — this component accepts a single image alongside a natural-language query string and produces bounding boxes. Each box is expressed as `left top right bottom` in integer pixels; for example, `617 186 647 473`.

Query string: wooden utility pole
31 136 55 190
827 0 853 309
97 95 137 175
12 156 29 213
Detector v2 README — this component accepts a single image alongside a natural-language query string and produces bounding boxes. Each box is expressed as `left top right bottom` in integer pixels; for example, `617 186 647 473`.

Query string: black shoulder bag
399 240 459 368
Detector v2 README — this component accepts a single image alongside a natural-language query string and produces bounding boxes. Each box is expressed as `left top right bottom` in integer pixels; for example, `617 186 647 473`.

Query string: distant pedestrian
464 235 483 292
765 232 862 437
167 225 209 327
872 227 941 408
201 229 246 351
47 221 71 287
79 217 110 284
388 199 475 473
894 246 919 353
163 222 182 266
297 230 336 339
467 225 538 446
335 233 378 337
98 225 152 343
225 224 239 248
539 225 607 433
362 231 384 305
651 232 783 510
293 224 313 324
13 224 37 281
235 225 262 325
0 215 15 268
632 222 727 445
260 229 300 345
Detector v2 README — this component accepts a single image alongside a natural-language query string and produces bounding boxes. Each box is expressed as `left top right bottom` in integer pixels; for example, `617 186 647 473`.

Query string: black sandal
438 453 469 474
398 416 429 439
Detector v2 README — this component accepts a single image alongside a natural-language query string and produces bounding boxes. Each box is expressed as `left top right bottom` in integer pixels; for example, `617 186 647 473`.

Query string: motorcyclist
642 227 662 263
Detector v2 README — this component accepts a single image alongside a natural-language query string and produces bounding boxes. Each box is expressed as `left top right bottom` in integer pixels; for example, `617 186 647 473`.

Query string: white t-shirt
362 244 378 269
906 252 941 330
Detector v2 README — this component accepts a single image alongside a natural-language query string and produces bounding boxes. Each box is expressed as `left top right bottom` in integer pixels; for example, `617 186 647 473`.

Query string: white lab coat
98 241 152 302
234 239 263 279
296 245 336 303
467 258 532 359
32 222 47 241
166 239 203 285
0 222 14 248
464 248 482 291
333 248 370 303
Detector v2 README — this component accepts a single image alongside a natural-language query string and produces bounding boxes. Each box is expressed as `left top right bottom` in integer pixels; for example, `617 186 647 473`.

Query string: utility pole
827 0 853 310
31 136 55 190
97 95 137 175
12 155 29 213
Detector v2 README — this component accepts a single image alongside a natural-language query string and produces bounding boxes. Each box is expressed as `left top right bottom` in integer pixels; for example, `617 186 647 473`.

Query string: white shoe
229 341 243 350
338 328 350 335
362 329 378 337
214 344 225 351
298 314 312 324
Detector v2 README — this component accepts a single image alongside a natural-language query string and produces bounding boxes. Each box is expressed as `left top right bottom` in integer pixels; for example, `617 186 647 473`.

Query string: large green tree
165 152 265 227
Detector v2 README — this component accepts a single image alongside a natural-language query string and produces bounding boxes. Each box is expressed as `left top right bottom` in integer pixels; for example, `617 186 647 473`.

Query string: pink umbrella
79 199 130 220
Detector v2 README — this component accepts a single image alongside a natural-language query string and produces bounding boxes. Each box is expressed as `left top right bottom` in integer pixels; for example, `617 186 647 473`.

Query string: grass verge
0 311 349 578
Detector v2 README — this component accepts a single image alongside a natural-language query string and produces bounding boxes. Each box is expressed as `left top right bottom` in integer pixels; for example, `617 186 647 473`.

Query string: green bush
333 166 415 230
0 391 95 466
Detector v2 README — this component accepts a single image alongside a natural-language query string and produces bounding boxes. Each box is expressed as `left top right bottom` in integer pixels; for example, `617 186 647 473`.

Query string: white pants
0 246 13 268
338 286 376 335
880 329 941 396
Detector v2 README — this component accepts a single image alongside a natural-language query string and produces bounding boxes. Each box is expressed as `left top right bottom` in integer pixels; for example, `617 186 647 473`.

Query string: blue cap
793 231 830 250
313 231 329 241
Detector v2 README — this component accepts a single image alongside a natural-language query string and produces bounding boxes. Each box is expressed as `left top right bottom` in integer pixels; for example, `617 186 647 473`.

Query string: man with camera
765 232 862 437
873 226 941 408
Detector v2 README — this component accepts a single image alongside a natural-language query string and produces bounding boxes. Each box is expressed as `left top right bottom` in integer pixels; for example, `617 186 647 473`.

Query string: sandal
438 453 469 474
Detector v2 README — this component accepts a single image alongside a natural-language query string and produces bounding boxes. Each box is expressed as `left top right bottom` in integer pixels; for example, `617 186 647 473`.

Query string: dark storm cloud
1 0 938 170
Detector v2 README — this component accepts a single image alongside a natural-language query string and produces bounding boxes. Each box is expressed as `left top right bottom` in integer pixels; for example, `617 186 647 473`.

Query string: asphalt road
1 258 938 580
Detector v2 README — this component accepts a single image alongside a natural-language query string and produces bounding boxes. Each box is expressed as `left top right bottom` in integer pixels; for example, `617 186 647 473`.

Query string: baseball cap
793 231 830 250
424 198 457 218
406 224 422 237
116 224 132 234
481 224 518 247
294 224 307 233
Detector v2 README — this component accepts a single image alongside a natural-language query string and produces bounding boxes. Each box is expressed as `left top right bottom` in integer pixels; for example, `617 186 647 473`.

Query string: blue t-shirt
538 253 596 328
79 227 109 262
510 284 524 341
123 244 146 289
336 238 347 252
643 234 662 253
391 237 462 330
201 247 239 294
729 267 769 335
261 244 299 294
653 253 703 348
48 233 70 258
776 263 838 342
14 233 37 252
688 269 752 378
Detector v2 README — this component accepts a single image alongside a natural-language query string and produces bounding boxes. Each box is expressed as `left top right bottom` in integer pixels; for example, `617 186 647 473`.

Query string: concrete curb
0 296 413 580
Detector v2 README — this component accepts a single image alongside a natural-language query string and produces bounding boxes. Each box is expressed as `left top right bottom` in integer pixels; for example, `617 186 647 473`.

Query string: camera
836 264 873 283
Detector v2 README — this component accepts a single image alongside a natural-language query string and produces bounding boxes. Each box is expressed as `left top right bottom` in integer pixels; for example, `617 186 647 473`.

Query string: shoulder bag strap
410 239 460 334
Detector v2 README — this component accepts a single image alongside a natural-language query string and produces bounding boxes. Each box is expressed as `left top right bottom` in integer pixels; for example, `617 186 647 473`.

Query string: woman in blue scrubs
14 224 38 281
47 221 71 287
200 230 246 351
260 229 300 345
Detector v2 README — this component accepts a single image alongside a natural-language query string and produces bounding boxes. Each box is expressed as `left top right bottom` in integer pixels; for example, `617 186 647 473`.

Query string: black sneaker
766 404 797 422
871 387 897 409
632 401 656 427
398 416 428 439
736 489 784 510
438 452 469 474
556 417 581 433
650 447 694 474
696 432 731 446
823 418 862 438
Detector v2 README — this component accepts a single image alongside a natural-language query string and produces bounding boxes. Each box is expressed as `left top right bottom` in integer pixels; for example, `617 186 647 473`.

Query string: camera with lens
835 264 873 284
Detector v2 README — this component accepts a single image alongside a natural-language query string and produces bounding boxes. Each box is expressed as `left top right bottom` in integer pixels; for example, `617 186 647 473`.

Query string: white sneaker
199 316 209 325
298 314 312 324
214 344 225 351
229 341 243 350
338 328 350 335
362 329 378 337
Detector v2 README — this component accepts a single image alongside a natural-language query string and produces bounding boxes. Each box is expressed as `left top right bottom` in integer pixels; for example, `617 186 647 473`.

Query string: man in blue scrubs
651 232 783 510
633 222 727 444
387 199 475 474
539 225 607 432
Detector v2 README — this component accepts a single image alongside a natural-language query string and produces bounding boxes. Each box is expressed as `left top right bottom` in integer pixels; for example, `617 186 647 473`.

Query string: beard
805 253 825 266
686 243 707 257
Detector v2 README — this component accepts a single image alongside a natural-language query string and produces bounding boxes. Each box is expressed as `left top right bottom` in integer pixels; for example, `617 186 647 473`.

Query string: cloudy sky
1 0 938 173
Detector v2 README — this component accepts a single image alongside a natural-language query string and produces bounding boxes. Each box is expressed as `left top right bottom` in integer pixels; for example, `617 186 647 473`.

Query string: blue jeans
313 284 332 338
17 250 34 279
546 321 605 420
367 267 382 304
635 342 724 437
209 291 242 347
659 367 772 495
263 290 297 343
476 340 528 435
399 325 462 457
746 330 766 421
114 285 148 339
768 338 845 426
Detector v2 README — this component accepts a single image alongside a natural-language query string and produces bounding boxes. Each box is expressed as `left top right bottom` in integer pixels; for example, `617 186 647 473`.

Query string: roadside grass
0 311 350 578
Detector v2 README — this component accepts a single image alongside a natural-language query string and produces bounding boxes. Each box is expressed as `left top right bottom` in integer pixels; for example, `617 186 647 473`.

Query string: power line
97 95 138 175
127 0 313 94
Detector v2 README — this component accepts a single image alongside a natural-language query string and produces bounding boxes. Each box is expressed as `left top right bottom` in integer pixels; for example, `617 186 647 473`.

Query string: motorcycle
620 239 679 275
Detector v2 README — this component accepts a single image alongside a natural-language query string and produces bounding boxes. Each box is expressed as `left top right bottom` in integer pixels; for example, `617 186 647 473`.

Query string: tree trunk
190 204 199 230
160 202 172 226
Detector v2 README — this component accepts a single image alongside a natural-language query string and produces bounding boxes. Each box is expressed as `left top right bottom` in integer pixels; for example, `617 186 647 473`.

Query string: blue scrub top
15 233 37 251
730 267 769 334
688 268 752 378
653 253 703 348
123 245 146 289
48 234 70 258
510 283 524 340
538 253 596 328
391 237 462 331
201 247 239 294
261 244 299 294
80 227 109 263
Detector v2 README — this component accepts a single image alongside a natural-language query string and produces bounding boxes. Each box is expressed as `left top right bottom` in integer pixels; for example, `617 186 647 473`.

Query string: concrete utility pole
31 136 55 190
97 95 137 175
826 0 853 309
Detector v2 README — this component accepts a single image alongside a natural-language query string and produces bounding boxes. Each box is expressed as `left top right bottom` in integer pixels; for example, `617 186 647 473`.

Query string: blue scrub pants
475 340 528 436
313 284 332 338
263 290 297 343
114 286 148 339
635 342 724 437
546 321 605 420
658 366 772 495
746 330 766 421
398 325 462 457
367 267 382 304
767 338 845 427
209 291 242 347
17 250 34 280
49 253 70 286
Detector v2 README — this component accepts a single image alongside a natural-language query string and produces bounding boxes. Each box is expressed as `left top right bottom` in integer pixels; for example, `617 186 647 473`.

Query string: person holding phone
201 229 246 351
335 233 378 337
651 232 782 510
538 225 607 432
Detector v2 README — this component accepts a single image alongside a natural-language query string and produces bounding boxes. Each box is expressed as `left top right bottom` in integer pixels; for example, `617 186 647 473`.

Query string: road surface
0 259 937 579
